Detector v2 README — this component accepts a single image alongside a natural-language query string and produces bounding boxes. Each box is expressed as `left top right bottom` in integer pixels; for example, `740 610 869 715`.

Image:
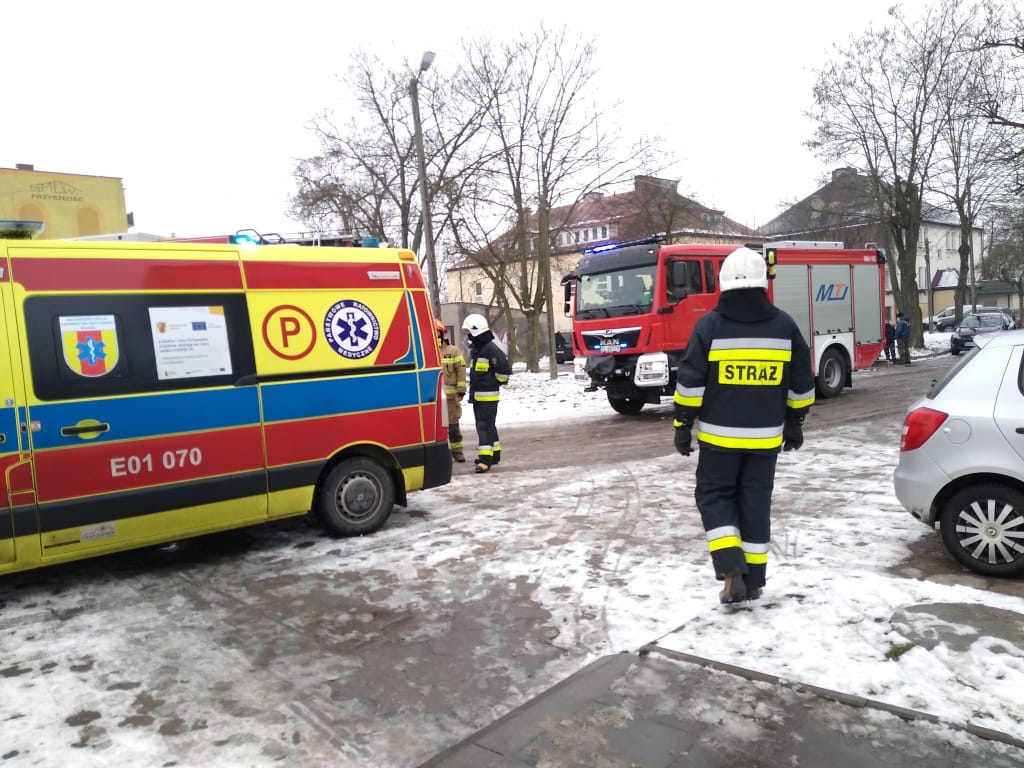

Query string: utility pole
409 50 441 317
924 235 934 330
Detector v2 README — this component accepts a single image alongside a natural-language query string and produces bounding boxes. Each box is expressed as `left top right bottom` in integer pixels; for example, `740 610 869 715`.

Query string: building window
474 281 483 300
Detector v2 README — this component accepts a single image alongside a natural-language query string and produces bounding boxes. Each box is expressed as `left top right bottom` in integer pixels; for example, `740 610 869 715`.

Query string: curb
640 643 1024 751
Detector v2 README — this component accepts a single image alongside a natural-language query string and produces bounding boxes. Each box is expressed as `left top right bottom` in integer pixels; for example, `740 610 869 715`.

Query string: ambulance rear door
0 274 27 567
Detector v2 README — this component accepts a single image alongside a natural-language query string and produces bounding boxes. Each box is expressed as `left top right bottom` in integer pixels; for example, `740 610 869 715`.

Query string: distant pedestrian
673 247 815 604
895 312 911 365
883 320 896 365
462 314 512 474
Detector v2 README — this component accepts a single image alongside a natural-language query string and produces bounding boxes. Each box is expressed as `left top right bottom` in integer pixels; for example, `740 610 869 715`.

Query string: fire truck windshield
576 266 656 318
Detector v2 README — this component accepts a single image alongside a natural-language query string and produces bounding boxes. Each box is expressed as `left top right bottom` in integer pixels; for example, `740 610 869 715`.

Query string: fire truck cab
563 238 886 414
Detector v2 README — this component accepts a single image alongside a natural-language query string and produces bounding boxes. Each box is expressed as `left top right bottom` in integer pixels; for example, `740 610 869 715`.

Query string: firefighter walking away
462 313 511 474
436 320 467 462
673 247 814 604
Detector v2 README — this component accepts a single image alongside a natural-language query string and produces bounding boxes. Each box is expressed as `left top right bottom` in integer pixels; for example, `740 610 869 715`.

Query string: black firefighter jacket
673 288 815 452
467 331 511 403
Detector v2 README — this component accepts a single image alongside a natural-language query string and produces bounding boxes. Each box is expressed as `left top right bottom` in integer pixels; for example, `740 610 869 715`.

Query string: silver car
894 330 1024 577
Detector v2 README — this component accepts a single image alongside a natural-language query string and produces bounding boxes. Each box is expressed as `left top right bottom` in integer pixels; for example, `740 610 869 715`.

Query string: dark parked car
950 312 1006 355
554 332 573 364
935 305 1013 332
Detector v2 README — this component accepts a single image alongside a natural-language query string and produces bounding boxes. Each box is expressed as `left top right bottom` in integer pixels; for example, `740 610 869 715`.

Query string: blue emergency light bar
582 234 664 255
228 230 382 248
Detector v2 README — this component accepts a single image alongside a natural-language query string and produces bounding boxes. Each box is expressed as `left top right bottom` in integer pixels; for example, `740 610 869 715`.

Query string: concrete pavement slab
419 649 1024 767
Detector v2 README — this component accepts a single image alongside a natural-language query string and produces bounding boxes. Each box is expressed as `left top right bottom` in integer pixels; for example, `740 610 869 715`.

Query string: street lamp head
420 51 435 73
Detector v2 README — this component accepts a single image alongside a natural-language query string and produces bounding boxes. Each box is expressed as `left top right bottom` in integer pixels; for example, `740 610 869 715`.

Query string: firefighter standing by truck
462 313 511 474
436 320 467 462
673 247 815 604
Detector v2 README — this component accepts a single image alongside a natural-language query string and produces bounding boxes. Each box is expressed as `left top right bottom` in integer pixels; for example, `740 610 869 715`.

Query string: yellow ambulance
0 237 451 575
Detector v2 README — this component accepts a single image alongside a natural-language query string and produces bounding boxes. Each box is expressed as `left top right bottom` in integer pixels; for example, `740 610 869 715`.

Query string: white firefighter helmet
461 313 489 337
719 247 768 292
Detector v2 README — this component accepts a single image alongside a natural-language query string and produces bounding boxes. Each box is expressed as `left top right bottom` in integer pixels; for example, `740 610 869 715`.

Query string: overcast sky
5 0 933 238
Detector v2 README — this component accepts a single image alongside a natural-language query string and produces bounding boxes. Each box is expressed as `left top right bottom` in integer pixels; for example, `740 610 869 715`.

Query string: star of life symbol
324 299 380 360
77 335 106 365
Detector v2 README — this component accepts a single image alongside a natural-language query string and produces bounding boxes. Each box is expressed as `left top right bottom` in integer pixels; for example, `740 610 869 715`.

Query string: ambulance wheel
318 457 395 536
607 393 645 415
815 348 846 399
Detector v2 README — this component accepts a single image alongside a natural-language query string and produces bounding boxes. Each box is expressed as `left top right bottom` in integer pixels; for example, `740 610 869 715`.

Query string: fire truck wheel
607 393 645 415
815 347 847 399
318 457 396 536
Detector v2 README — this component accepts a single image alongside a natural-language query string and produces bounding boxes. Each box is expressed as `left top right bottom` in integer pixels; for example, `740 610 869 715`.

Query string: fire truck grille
583 329 642 352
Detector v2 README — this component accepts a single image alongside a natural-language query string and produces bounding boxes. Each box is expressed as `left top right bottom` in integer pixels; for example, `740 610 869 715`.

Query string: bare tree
808 3 964 344
454 26 664 375
290 50 488 295
930 0 1016 326
290 52 417 246
620 178 705 242
982 197 1024 308
975 2 1024 143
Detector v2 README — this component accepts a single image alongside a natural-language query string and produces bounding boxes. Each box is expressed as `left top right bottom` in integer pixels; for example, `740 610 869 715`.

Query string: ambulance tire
815 347 846 400
318 457 395 536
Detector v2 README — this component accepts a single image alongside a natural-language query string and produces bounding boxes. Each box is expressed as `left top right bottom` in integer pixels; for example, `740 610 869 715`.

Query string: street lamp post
409 50 441 317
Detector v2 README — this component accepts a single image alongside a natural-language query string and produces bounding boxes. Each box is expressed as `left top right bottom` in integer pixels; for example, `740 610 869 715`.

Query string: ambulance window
24 294 256 401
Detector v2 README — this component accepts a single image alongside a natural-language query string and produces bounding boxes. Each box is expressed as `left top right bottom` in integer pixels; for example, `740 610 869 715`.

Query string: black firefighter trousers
695 446 777 589
472 400 501 467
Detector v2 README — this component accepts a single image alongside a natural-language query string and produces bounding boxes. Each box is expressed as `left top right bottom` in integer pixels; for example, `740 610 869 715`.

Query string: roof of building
932 268 960 289
977 279 1021 296
758 167 979 238
450 176 755 270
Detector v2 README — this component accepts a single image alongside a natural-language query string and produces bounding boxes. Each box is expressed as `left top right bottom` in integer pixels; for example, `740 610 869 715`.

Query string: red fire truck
562 238 886 414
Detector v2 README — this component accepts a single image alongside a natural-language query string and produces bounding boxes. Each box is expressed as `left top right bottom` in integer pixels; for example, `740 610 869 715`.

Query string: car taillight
900 407 948 451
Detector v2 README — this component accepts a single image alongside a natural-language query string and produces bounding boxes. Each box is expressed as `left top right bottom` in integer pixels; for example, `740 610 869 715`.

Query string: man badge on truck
324 299 381 360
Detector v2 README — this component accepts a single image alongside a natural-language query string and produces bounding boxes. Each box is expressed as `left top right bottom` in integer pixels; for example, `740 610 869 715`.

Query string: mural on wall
0 167 127 240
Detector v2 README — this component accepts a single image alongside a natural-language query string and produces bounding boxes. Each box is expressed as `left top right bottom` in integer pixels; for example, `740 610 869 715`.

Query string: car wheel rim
336 473 380 522
955 498 1024 565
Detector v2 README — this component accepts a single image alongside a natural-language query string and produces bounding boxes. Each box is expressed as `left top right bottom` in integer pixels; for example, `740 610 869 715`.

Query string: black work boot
719 573 747 604
743 575 763 601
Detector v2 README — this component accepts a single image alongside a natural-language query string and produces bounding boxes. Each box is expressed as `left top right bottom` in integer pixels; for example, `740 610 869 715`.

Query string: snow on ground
3 331 1022 766
482 331 1024 741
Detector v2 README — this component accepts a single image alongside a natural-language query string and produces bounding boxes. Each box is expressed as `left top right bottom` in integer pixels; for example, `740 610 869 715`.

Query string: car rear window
927 345 982 399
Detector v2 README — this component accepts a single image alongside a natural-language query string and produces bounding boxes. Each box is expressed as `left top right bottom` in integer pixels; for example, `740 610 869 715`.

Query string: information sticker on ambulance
149 306 233 380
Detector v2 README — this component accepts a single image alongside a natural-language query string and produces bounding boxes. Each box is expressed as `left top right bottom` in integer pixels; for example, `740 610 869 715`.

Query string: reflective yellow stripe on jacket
787 387 815 410
673 384 704 409
696 420 784 450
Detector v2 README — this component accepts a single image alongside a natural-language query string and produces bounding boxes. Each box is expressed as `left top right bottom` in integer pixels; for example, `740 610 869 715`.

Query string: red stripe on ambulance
32 426 265 502
264 407 424 467
243 261 401 290
9 258 243 291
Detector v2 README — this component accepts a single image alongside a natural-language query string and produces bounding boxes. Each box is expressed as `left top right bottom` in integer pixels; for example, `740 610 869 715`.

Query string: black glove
674 404 696 457
783 412 805 452
674 427 692 456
